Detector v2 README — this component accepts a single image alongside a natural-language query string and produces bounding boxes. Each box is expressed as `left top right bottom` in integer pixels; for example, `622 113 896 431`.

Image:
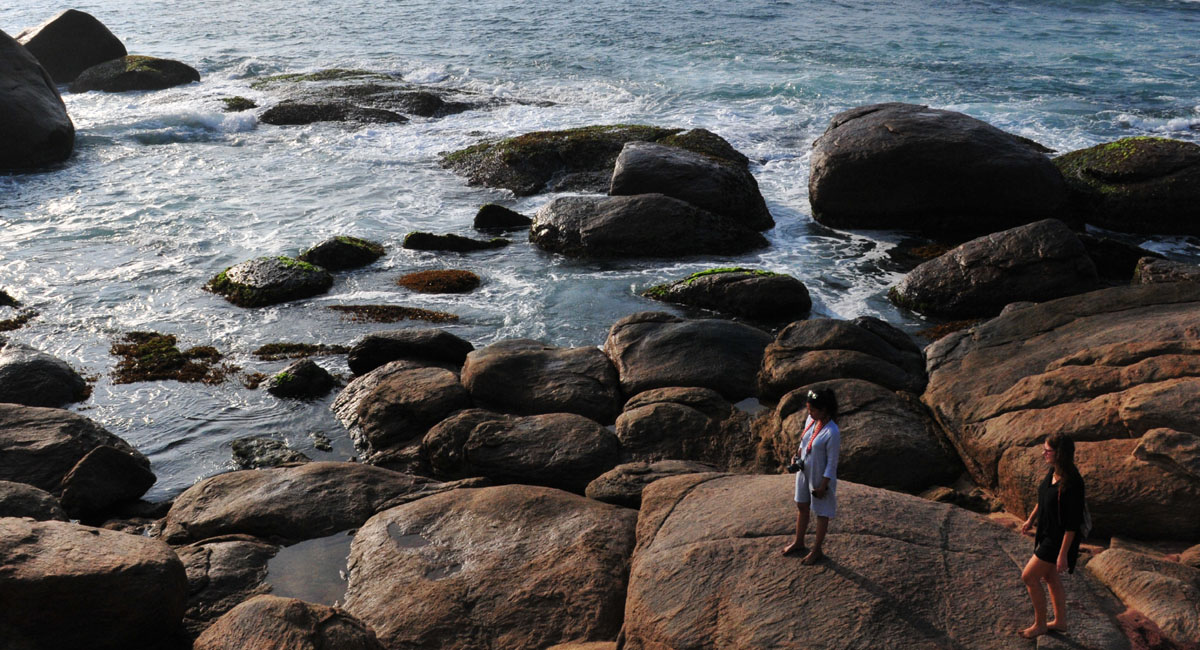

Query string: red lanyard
797 418 825 457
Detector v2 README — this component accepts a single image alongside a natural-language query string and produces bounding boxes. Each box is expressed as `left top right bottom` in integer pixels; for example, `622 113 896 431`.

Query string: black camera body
786 456 802 473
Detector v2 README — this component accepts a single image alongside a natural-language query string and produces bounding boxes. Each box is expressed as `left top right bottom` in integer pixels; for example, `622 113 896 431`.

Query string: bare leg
1020 556 1053 638
782 503 809 556
801 516 829 565
1046 569 1068 631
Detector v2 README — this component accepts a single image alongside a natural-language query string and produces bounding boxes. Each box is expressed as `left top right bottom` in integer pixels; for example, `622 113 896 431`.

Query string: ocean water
2 0 1199 500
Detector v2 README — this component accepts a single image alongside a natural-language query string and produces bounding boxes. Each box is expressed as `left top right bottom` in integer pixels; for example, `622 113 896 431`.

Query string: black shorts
1034 537 1061 565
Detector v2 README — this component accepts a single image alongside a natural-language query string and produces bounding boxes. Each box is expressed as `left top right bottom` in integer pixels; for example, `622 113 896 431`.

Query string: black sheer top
1035 469 1085 571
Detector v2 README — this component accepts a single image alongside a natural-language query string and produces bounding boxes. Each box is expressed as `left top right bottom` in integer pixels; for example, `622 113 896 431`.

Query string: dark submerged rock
266 359 336 399
347 328 474 376
585 460 718 508
329 304 459 323
610 140 773 230
531 194 767 258
642 268 811 321
402 231 509 252
1078 232 1163 284
298 235 385 271
253 342 349 361
474 203 533 230
808 102 1067 235
70 55 200 93
397 269 481 293
0 29 74 170
16 9 127 83
0 479 67 521
259 101 408 125
221 96 256 112
205 256 333 307
604 312 773 401
1055 137 1200 236
0 339 87 407
231 436 310 469
888 218 1100 318
195 595 385 650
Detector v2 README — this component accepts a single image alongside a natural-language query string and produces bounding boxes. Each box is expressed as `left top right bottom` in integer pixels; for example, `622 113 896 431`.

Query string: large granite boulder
422 409 620 493
0 339 88 407
297 235 385 271
1055 137 1200 236
0 30 74 170
619 473 1128 650
585 460 717 508
342 366 471 467
461 339 623 423
59 444 157 518
615 387 757 470
1134 257 1200 285
0 404 151 497
177 535 278 634
160 461 463 544
1087 548 1200 647
440 124 740 196
530 194 768 258
755 379 960 492
808 103 1067 235
205 256 333 307
195 595 385 650
0 518 188 650
343 485 637 650
347 328 474 376
16 10 126 83
0 480 66 521
923 282 1200 538
889 219 1100 318
70 55 200 93
642 268 811 322
605 312 773 401
757 317 926 402
609 140 773 230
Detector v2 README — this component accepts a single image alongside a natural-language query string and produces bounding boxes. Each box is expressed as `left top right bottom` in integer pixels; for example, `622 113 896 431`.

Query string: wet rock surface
70 55 200 93
205 256 334 307
343 484 637 650
461 339 623 423
230 436 310 469
343 366 471 466
194 594 385 650
531 193 767 258
402 231 509 251
59 444 157 519
16 9 126 83
642 268 811 322
889 219 1100 318
923 282 1200 538
605 312 772 401
808 102 1067 235
0 29 75 170
266 359 336 399
474 203 532 230
298 235 385 271
177 535 279 635
347 328 473 376
397 269 481 293
0 339 88 407
259 101 408 125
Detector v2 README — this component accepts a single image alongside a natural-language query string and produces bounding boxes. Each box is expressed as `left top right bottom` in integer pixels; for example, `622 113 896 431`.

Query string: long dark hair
806 387 838 420
1046 433 1081 494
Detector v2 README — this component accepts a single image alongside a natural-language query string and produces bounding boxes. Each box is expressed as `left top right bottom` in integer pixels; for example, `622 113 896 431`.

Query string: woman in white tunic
781 387 841 565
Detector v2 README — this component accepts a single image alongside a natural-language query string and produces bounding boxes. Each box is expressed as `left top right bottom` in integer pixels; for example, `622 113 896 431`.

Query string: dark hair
1047 433 1081 493
805 387 838 420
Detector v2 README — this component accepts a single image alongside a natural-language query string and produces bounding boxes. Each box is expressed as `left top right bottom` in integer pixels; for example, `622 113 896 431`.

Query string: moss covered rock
221 96 256 112
265 359 335 399
110 332 232 384
1055 137 1200 235
259 101 407 125
397 269 480 294
69 55 200 93
205 256 333 307
298 235 385 271
643 268 810 321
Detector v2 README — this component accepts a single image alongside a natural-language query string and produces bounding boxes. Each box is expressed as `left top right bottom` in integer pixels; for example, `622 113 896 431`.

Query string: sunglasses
807 390 819 401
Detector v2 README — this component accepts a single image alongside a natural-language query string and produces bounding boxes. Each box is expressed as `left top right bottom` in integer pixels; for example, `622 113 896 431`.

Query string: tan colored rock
923 282 1200 538
194 595 384 650
615 387 757 470
343 484 637 650
176 534 278 635
620 473 1128 650
585 460 717 508
0 479 65 520
1087 548 1200 646
1181 544 1200 569
0 518 187 650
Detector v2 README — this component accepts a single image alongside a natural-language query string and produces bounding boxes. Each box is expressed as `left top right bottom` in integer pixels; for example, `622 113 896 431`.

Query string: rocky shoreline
3 9 1200 650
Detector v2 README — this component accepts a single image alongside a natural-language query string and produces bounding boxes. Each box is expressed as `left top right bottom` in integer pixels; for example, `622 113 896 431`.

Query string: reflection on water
265 529 354 606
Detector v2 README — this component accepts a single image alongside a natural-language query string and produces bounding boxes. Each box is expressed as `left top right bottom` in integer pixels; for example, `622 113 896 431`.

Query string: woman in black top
1017 433 1085 639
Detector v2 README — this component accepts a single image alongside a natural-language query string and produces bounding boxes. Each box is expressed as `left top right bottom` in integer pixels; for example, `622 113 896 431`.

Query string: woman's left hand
1056 555 1068 573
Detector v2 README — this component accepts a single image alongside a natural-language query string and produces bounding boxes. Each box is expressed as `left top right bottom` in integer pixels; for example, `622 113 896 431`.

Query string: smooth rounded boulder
160 461 463 544
461 339 623 424
620 473 1128 650
615 387 757 470
609 140 773 230
0 339 88 407
343 485 637 650
604 312 772 401
0 518 188 650
347 328 473 376
345 366 471 467
59 444 157 518
0 480 66 521
205 256 333 307
16 10 126 83
266 358 336 399
297 235 385 271
923 282 1200 538
422 409 620 493
0 30 74 170
195 595 385 650
1086 548 1200 647
1055 137 1200 236
642 268 811 321
177 535 278 634
531 194 767 258
70 55 200 93
757 316 926 402
889 219 1099 318
808 102 1067 235
585 460 717 508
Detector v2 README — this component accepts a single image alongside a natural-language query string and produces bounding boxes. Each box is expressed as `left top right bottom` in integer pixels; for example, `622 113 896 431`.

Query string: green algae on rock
111 332 236 384
642 268 809 321
298 236 386 271
249 68 394 90
253 343 350 361
329 304 459 323
69 55 200 93
397 269 481 294
221 96 257 112
205 256 333 308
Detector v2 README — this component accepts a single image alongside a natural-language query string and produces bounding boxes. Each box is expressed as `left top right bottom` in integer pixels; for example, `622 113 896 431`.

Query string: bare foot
1019 624 1047 639
1047 620 1067 633
800 550 824 565
781 542 806 557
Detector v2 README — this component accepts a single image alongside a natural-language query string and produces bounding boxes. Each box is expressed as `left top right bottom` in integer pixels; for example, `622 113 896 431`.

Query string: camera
787 456 802 473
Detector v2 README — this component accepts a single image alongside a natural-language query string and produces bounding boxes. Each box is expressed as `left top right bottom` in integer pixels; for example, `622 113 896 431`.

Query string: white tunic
792 415 841 518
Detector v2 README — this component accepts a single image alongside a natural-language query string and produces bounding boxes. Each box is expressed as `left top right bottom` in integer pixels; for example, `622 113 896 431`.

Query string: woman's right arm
1020 505 1039 535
